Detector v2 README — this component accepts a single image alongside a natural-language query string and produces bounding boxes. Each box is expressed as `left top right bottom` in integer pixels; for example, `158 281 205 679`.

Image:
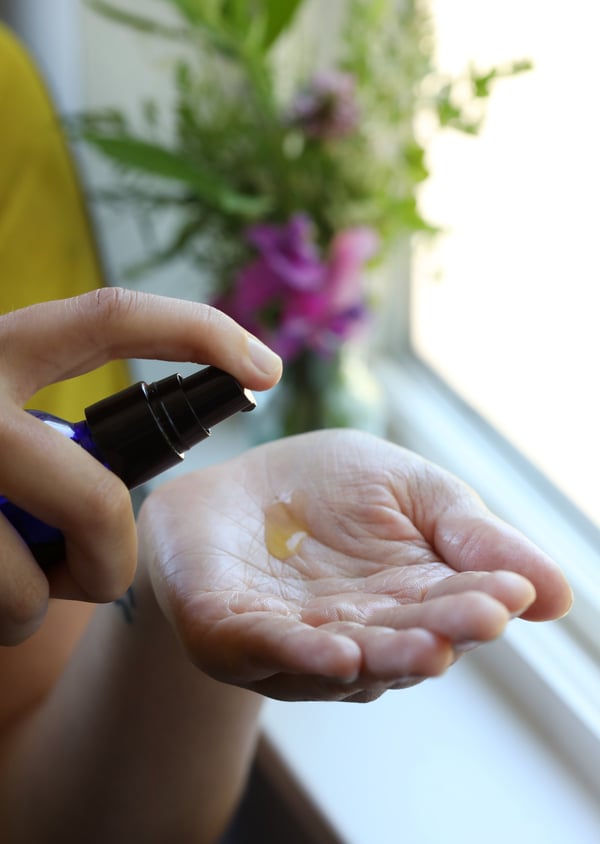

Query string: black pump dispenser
85 367 256 488
0 366 255 568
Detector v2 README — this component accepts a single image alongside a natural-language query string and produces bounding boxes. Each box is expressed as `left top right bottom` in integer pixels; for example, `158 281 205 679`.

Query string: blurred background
1 2 599 842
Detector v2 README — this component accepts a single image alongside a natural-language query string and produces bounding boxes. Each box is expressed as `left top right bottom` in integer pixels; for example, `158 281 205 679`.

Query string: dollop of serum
264 499 308 561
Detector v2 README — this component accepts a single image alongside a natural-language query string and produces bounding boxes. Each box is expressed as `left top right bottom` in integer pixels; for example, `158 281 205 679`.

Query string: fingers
246 627 452 703
432 507 573 621
174 588 508 691
425 570 536 618
368 591 511 644
300 572 536 633
322 624 452 681
0 520 49 644
180 609 363 685
0 288 282 403
294 591 509 698
0 287 282 623
303 587 509 672
0 410 137 602
184 611 456 703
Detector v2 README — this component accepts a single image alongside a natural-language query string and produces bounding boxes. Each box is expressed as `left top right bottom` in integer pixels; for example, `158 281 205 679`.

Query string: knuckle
196 301 237 335
172 301 239 363
95 286 139 320
192 302 227 336
78 286 140 328
70 474 136 601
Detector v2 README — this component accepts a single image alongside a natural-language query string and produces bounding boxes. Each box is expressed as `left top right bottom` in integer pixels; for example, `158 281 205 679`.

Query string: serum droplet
265 500 308 561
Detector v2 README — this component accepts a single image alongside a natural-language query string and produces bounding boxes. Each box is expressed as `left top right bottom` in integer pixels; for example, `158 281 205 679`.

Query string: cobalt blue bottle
0 366 256 567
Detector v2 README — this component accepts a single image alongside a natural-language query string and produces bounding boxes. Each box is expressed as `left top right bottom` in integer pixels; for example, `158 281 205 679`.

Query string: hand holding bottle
139 429 573 702
0 288 282 644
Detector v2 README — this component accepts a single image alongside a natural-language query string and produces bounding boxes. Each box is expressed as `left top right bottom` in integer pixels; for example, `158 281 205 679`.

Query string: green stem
280 352 342 435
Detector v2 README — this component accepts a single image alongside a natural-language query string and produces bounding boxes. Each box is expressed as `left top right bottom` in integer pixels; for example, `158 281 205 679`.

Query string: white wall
78 0 204 306
0 0 82 111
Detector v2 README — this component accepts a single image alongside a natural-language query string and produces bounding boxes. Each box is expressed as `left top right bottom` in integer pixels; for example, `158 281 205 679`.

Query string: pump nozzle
85 367 256 488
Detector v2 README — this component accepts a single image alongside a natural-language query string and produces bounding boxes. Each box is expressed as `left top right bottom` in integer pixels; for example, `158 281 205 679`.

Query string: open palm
139 430 572 702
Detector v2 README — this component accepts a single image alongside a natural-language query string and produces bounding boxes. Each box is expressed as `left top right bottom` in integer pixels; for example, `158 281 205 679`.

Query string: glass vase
250 349 387 441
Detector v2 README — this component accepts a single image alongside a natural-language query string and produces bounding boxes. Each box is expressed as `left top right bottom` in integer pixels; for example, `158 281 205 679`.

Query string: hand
139 429 572 702
0 288 282 644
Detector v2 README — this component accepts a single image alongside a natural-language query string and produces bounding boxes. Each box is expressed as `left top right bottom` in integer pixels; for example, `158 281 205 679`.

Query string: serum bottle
0 366 256 566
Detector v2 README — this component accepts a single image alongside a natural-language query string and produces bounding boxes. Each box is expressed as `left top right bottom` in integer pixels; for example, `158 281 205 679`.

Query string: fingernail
247 335 283 379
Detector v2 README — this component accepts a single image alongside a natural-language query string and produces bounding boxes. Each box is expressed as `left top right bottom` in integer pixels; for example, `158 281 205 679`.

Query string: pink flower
282 226 379 356
326 227 380 311
214 216 378 362
288 71 360 141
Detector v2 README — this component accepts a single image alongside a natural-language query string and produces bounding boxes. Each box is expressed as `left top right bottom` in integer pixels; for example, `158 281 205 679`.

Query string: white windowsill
378 356 600 784
261 648 600 844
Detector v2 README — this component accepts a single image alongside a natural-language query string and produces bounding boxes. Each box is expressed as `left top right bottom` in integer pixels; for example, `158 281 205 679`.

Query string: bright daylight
413 0 600 528
0 2 598 843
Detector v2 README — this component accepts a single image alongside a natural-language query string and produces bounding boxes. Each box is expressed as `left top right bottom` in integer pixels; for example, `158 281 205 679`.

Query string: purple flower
246 215 324 290
214 216 378 362
285 226 378 356
288 71 360 141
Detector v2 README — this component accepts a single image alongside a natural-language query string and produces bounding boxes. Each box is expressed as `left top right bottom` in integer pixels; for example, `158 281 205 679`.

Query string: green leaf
472 69 497 98
85 0 191 40
385 196 435 233
124 216 203 279
156 0 242 27
436 97 463 127
261 0 305 47
220 0 248 28
510 59 534 75
159 0 204 23
82 134 271 217
88 0 240 59
141 99 159 127
217 0 305 48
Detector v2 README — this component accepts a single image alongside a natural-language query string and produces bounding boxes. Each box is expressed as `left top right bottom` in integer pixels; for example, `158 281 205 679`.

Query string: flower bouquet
77 0 528 436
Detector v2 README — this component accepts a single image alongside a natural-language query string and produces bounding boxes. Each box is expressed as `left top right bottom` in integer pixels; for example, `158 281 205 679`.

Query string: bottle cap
84 367 256 488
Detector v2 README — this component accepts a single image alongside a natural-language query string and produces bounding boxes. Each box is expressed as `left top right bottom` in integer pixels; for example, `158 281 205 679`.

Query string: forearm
0 565 263 844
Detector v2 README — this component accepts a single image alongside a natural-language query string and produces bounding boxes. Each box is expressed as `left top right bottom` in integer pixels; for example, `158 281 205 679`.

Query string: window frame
376 338 600 796
373 0 600 796
368 212 600 793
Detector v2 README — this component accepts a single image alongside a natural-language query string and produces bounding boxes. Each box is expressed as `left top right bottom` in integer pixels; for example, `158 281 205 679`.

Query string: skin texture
0 292 572 841
140 429 572 703
0 428 572 842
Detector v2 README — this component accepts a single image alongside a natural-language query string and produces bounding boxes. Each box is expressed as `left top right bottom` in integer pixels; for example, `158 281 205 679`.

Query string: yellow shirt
0 24 130 420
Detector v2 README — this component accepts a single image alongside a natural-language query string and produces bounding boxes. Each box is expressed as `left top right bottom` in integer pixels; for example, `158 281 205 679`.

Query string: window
381 0 600 796
412 0 600 534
